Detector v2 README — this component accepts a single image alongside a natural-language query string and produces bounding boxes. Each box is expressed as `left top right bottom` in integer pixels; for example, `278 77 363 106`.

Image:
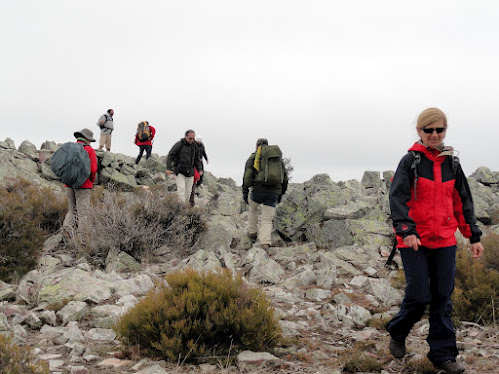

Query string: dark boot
248 233 257 243
389 338 406 359
434 360 465 374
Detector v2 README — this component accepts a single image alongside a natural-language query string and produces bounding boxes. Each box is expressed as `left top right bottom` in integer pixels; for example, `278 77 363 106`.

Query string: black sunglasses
422 127 446 134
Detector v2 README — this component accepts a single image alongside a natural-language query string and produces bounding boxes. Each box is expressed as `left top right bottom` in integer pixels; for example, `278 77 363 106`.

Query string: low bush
0 334 49 373
114 269 282 362
340 342 384 373
76 187 207 264
402 357 439 373
453 243 499 324
480 230 499 272
366 316 391 330
0 177 66 281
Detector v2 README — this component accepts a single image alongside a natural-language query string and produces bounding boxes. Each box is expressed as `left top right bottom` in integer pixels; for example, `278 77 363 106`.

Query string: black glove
243 192 249 204
277 195 282 204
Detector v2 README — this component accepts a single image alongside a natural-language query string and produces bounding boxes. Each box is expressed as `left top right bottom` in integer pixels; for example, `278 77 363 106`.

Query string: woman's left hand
471 242 484 258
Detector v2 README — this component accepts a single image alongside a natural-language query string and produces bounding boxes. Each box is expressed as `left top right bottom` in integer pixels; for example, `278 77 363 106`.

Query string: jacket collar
408 141 455 161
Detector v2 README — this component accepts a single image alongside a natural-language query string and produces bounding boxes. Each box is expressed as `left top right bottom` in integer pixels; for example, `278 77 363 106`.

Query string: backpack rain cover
50 142 91 189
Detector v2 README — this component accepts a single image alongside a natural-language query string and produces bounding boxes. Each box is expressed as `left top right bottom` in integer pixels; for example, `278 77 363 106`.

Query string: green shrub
0 178 66 281
0 334 49 374
453 244 499 324
114 269 282 362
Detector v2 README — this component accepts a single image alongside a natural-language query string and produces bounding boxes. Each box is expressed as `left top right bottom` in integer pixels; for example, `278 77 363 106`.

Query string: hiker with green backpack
242 138 288 250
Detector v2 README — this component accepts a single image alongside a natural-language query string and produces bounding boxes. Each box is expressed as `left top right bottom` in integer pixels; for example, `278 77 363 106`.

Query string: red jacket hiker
134 126 156 146
65 140 97 189
390 141 481 249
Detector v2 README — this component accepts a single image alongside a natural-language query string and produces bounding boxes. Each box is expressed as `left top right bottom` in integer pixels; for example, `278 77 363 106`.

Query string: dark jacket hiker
166 130 203 204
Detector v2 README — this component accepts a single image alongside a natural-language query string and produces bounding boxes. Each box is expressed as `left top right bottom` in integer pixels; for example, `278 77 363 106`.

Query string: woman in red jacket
387 108 484 374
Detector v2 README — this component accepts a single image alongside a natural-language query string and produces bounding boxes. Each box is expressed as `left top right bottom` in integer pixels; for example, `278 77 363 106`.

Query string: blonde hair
416 107 447 130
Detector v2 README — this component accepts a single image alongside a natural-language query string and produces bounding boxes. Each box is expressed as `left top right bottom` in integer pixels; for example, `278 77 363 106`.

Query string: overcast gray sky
1 0 499 183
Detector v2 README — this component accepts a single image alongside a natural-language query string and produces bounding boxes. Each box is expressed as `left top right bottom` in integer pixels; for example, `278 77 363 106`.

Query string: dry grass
68 186 207 267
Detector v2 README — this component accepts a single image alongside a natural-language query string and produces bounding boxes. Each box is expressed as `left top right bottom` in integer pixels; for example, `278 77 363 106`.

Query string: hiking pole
385 237 398 269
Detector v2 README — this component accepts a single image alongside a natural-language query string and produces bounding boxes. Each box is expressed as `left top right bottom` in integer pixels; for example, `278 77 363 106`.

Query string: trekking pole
385 237 398 269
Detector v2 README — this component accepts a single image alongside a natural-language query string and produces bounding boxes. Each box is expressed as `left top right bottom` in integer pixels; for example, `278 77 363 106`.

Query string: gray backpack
50 142 91 188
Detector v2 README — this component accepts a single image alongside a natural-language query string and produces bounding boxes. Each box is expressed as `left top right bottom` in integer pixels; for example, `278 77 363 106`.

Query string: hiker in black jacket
166 130 203 205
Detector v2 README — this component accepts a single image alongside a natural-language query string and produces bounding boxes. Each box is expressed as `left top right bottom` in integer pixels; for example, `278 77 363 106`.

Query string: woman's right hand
403 235 421 251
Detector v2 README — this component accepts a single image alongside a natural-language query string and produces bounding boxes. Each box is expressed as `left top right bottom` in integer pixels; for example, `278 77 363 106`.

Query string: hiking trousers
99 134 112 151
386 245 458 364
248 190 278 246
175 173 194 204
135 145 152 164
62 187 91 240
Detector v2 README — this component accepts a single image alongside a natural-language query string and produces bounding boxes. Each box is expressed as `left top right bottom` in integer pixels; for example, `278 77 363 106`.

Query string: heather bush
114 269 282 362
0 177 66 281
402 357 439 373
0 334 49 374
340 341 384 373
480 230 499 272
453 243 499 324
76 187 206 264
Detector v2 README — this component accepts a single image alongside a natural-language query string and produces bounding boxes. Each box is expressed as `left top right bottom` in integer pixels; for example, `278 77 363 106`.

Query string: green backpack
254 145 284 186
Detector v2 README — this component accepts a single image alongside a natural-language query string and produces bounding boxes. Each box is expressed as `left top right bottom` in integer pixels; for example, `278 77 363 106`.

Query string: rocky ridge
1 138 499 373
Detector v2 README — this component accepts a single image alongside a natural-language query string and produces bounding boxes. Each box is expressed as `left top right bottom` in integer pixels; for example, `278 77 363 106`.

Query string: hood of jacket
408 141 454 162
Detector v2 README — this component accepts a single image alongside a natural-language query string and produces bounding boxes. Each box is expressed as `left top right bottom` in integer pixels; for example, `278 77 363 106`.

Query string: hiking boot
389 338 406 359
434 360 465 374
261 244 270 250
248 233 257 243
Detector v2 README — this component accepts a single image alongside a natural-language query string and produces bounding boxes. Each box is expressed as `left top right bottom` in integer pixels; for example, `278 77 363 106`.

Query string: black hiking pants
386 245 458 364
135 145 152 164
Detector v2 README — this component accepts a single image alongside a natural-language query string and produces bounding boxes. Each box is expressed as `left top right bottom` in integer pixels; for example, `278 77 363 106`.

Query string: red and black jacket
390 142 481 249
134 125 156 146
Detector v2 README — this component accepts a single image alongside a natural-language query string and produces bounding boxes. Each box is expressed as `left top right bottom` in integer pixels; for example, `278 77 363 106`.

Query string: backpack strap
410 151 421 200
451 155 460 176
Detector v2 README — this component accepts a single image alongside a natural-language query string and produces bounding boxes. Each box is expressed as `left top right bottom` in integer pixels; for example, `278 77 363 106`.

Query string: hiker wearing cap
242 138 288 250
166 130 203 205
61 128 98 242
97 108 114 152
134 122 156 164
387 108 483 374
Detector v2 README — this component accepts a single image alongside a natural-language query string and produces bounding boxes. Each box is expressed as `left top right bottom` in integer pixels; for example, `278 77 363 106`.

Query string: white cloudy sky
1 0 499 183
